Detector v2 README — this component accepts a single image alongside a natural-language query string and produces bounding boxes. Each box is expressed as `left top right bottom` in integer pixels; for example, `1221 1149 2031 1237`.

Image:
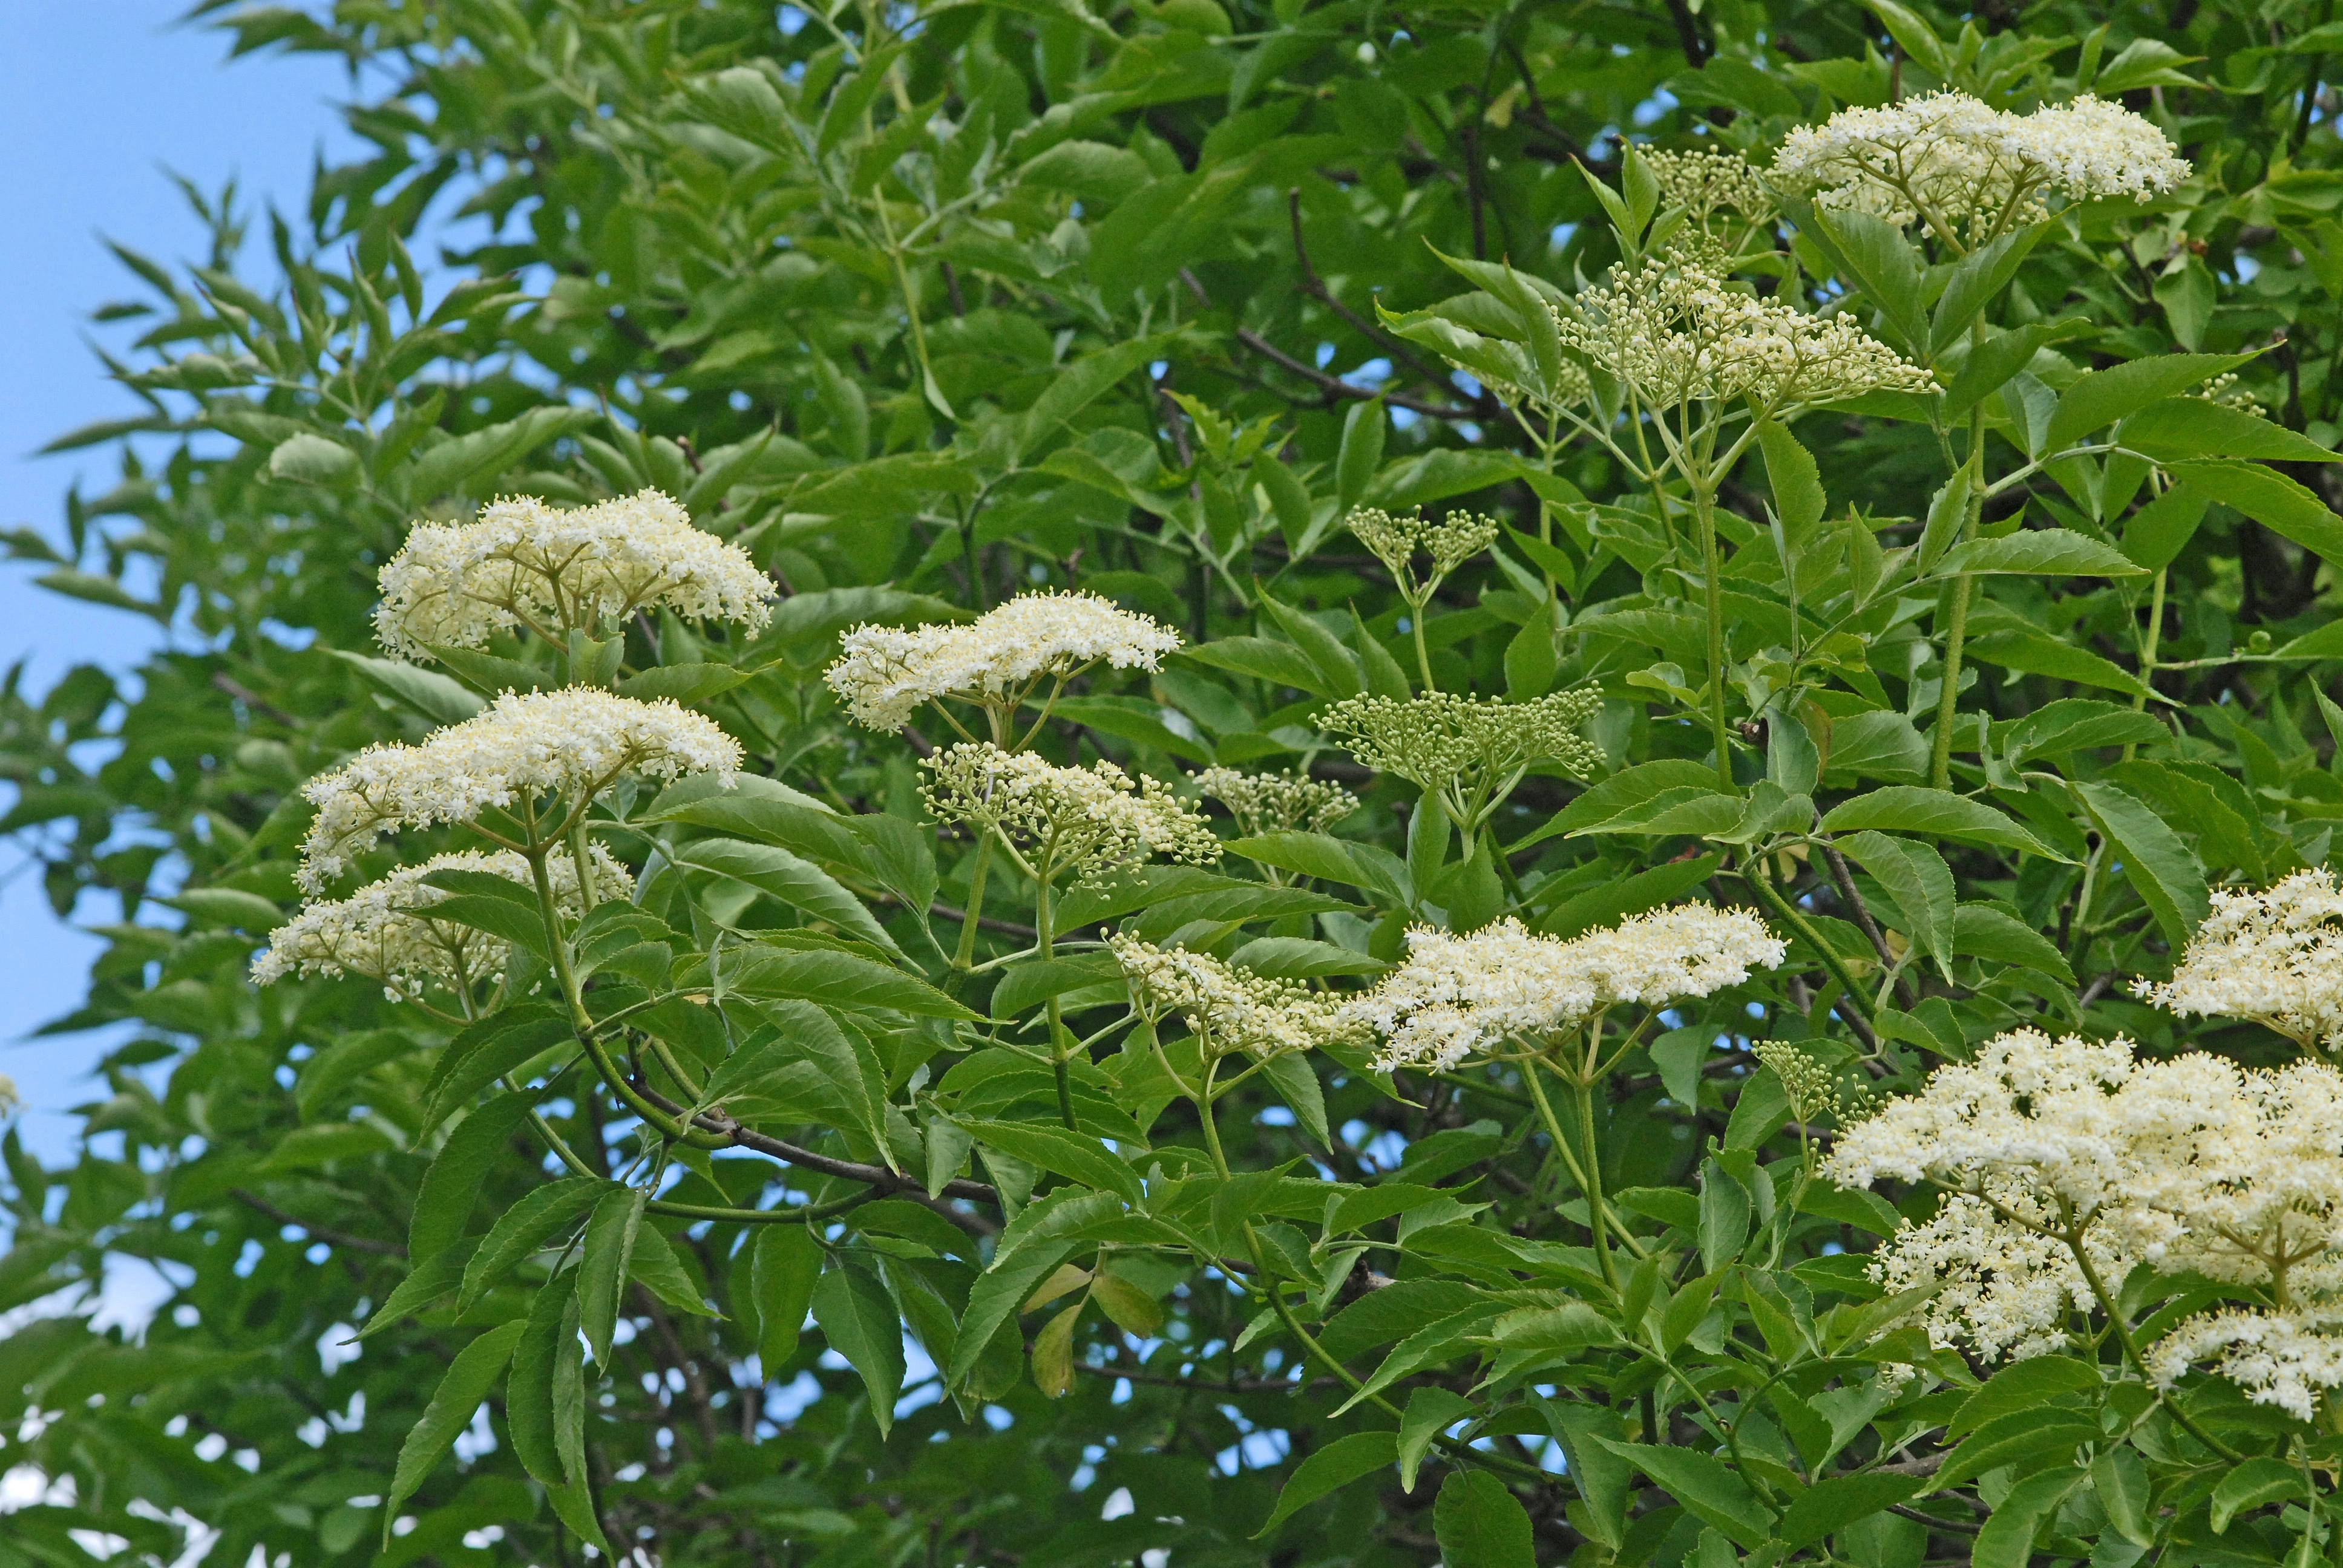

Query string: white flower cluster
300 688 741 892
1110 935 1363 1060
1343 906 1786 1073
254 846 632 1001
1772 91 2190 237
1561 255 1938 412
2151 1309 2343 1423
1194 766 1357 837
374 489 773 660
920 742 1219 883
1320 689 1604 831
827 590 1181 733
2135 870 2343 1051
1833 1030 2343 1406
1643 147 1774 223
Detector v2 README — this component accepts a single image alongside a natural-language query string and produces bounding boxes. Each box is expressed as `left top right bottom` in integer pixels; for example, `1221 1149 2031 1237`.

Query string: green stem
1521 1056 1648 1277
2062 1227 2244 1463
1037 874 1076 1131
1409 593 1436 693
1928 393 1989 790
2123 566 2168 762
951 832 995 974
1739 859 1878 1040
1692 482 1732 788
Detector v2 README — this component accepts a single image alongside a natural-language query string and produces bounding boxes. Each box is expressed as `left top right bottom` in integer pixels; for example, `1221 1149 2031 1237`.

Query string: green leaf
578 1186 647 1365
2045 353 2250 452
1335 399 1386 517
421 1005 572 1133
329 648 485 726
1398 1387 1475 1494
1229 936 1386 978
1182 635 1337 697
1776 1472 1926 1551
669 838 903 959
811 1261 906 1436
163 887 284 931
1259 1052 1331 1147
1697 1157 1750 1272
1950 1356 2102 1437
1932 224 2046 353
2074 780 2208 948
1838 830 1955 977
1933 529 2145 578
948 1189 1127 1387
1938 1409 2100 1488
1257 585 1363 698
1818 788 2065 860
1253 1430 1398 1538
2001 698 2168 762
1971 1469 2086 1568
382 1320 527 1544
429 643 555 696
410 1092 536 1262
2121 478 2213 570
955 1119 1142 1202
357 1246 473 1339
750 1224 822 1371
1226 832 1412 908
2210 1456 2301 1534
1595 1440 1772 1549
1432 1469 1536 1568
1538 854 1722 939
629 1223 716 1316
1812 207 1928 353
2166 459 2343 566
459 1177 606 1313
506 1273 578 1486
268 432 360 488
615 661 754 705
1964 627 2152 698
727 946 975 1018
407 405 594 499
1017 338 1165 461
1756 420 1824 535
2121 399 2339 463
1953 904 2077 987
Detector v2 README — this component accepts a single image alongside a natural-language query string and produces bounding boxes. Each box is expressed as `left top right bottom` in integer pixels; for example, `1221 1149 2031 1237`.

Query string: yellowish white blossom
1772 91 2189 237
1320 688 1603 833
827 590 1181 733
1343 906 1786 1073
375 489 773 661
2151 1308 2343 1423
2136 871 2343 1051
1110 935 1363 1060
299 688 741 892
1869 1192 2119 1362
254 846 632 1001
920 743 1219 883
1561 254 1937 412
1194 767 1357 837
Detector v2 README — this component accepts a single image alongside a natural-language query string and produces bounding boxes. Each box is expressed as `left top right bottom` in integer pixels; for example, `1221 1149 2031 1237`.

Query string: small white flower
826 590 1181 733
299 688 740 892
1193 768 1357 837
375 489 773 660
2137 869 2343 1051
255 846 632 999
1110 936 1362 1060
2152 1308 2343 1423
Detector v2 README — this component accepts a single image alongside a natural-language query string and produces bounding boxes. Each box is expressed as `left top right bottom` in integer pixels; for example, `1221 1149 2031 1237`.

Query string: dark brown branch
1283 189 1456 390
231 1189 407 1257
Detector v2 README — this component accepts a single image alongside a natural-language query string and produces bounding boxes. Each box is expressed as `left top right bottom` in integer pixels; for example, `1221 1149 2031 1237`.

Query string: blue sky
1 9 362 1160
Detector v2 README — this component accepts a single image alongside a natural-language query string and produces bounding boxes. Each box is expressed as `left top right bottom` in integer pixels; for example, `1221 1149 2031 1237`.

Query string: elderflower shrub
919 742 1219 883
2151 1310 2343 1423
1559 253 1938 413
1319 688 1603 833
1110 936 1363 1060
1772 90 2191 238
298 688 741 892
2135 869 2343 1051
1344 906 1786 1073
253 845 632 1001
827 590 1181 734
373 489 773 660
1193 766 1356 836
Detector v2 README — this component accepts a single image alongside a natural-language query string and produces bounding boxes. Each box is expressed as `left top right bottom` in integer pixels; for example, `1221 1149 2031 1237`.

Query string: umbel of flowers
1830 1023 2343 1425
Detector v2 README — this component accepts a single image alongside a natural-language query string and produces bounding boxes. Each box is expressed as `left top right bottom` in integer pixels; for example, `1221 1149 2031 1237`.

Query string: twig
212 673 295 727
1283 189 1456 390
1818 840 1918 1011
1177 266 1473 419
230 1189 407 1257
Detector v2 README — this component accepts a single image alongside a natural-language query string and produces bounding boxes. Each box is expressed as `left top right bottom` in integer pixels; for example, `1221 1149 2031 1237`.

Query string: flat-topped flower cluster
920 742 1219 883
827 590 1180 733
375 489 773 659
1772 90 2190 237
1832 1027 2343 1420
2135 868 2343 1051
255 845 632 1000
1342 906 1787 1073
1111 936 1363 1061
